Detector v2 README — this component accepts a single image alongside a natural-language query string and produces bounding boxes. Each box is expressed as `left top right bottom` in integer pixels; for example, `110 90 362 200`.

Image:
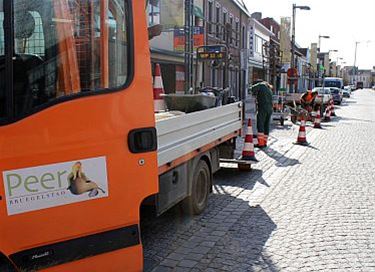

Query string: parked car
344 85 352 93
330 87 343 105
312 87 333 115
343 86 351 98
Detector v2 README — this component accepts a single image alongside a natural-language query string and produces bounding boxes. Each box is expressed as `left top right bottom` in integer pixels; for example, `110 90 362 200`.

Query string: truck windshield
324 81 341 88
0 0 4 118
0 0 130 122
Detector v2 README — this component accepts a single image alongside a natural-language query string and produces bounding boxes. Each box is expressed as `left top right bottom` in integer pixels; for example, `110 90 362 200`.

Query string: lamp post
335 58 343 77
352 41 371 84
340 61 346 79
317 35 329 86
318 35 330 52
328 49 338 60
326 49 337 76
352 40 373 85
290 4 310 93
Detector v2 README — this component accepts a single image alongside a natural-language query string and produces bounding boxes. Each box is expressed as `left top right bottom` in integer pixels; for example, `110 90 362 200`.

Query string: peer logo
2 156 109 215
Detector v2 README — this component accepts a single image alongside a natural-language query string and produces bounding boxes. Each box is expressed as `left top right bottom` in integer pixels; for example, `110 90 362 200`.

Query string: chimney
251 12 262 20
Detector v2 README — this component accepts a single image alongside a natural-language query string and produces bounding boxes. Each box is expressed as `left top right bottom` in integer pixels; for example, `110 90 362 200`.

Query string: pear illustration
67 162 105 197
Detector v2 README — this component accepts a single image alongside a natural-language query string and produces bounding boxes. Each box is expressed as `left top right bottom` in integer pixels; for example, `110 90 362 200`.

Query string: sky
243 0 375 70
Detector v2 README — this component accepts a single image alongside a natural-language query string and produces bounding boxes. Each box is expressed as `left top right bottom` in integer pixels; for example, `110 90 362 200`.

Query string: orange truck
0 0 244 271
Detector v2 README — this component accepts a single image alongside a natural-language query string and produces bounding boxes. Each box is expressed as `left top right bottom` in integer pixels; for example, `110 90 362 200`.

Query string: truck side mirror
148 24 163 40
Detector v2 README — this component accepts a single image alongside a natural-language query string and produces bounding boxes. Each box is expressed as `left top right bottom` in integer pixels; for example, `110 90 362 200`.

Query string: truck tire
183 160 211 215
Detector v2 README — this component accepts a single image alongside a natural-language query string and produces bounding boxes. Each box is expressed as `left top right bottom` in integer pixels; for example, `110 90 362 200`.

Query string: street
142 89 375 272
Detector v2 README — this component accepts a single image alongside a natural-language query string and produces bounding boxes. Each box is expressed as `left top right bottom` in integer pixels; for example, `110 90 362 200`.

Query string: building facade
147 0 250 101
259 17 281 92
148 0 205 94
248 13 273 85
203 0 250 100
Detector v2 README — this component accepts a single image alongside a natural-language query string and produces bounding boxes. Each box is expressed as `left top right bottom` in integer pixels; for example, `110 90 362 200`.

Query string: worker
249 80 274 148
300 89 318 112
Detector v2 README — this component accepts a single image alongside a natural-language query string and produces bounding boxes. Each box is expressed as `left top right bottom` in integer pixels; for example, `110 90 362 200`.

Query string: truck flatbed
156 102 243 173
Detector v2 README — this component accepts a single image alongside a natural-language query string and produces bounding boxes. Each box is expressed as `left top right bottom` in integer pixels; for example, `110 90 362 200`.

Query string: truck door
0 1 157 271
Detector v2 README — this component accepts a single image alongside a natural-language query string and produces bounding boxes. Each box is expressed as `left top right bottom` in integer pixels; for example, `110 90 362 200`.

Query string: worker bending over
249 80 273 148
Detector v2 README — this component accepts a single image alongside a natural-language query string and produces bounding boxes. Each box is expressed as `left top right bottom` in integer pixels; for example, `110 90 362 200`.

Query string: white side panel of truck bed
156 102 242 167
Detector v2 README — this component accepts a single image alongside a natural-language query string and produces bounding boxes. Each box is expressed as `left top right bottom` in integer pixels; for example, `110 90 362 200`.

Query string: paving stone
142 90 375 272
177 259 198 268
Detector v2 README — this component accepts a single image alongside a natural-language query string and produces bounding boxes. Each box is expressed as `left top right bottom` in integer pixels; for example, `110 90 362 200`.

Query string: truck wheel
183 160 211 215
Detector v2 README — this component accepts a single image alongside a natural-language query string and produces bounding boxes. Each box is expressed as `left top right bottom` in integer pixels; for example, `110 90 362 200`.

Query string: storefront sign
174 27 205 52
249 26 254 58
2 157 109 215
197 45 227 60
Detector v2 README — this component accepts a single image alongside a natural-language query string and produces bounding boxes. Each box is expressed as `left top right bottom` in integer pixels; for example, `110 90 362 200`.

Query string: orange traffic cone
153 64 166 112
294 117 309 146
241 119 258 162
314 109 322 129
324 104 331 122
330 99 336 116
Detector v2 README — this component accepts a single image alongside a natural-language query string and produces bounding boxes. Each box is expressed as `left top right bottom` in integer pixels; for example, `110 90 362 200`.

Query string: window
215 5 221 39
148 1 160 26
0 0 4 118
255 35 264 54
235 21 239 47
208 1 213 34
229 16 233 44
0 0 131 123
223 10 227 41
241 25 246 49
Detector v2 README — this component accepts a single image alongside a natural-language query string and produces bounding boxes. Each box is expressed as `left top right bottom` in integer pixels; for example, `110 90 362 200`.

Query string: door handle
128 127 157 153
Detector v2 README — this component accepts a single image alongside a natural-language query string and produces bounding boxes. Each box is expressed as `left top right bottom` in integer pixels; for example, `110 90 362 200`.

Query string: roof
298 48 308 57
231 0 251 17
251 18 275 37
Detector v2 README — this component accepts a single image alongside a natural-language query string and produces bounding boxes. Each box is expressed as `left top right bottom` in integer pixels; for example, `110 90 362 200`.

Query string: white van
323 77 344 89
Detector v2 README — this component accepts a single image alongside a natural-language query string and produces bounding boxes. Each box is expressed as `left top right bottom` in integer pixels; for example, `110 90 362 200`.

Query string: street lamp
328 49 338 58
352 40 373 85
340 61 346 78
326 50 338 77
318 35 330 51
290 4 311 93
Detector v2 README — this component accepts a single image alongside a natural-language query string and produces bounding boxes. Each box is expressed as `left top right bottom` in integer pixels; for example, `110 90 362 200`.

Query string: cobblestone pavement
141 89 375 272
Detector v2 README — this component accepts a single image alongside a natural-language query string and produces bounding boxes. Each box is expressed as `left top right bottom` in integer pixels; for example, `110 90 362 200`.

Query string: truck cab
0 1 159 271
